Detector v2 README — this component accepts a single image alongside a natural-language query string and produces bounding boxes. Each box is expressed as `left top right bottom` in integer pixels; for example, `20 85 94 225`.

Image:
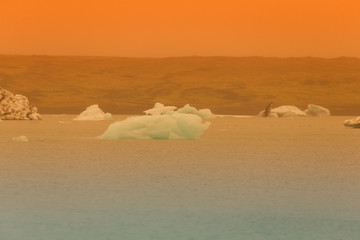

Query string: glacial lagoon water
1 115 359 240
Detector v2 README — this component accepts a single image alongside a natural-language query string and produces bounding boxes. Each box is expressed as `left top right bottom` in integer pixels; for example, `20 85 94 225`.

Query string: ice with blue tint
98 113 210 140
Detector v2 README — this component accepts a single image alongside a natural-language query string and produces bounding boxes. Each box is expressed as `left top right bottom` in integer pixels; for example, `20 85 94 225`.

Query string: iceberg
73 104 112 121
304 104 330 117
343 116 360 128
144 103 216 119
0 88 42 120
144 103 177 115
99 102 213 140
98 113 210 140
259 105 307 117
272 106 307 117
177 104 215 119
259 103 330 117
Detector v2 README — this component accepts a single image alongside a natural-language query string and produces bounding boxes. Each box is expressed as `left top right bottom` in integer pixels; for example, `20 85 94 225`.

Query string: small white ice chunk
98 113 210 140
259 105 307 117
177 104 215 119
304 104 330 117
73 104 112 121
12 135 29 142
144 103 177 115
343 116 360 128
271 105 307 117
259 104 331 118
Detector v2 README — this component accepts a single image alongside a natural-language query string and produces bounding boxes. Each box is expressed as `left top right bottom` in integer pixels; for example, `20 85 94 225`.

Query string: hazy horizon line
0 54 359 60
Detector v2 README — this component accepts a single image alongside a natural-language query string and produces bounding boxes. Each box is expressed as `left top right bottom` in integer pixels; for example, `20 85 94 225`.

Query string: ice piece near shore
343 116 360 128
177 104 215 119
98 113 210 140
304 104 330 117
73 104 112 121
12 135 29 142
0 88 42 120
144 103 177 115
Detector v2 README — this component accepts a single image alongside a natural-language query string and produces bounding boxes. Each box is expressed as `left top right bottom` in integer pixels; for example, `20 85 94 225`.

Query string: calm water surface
1 115 359 240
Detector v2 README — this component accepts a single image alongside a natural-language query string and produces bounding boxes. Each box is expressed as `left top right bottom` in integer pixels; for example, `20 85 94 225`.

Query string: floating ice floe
12 135 29 142
304 104 330 117
259 105 307 117
177 104 215 119
99 102 213 140
0 88 42 120
272 105 308 117
144 102 215 119
98 113 210 140
343 117 360 128
144 103 177 115
73 104 112 121
259 103 330 117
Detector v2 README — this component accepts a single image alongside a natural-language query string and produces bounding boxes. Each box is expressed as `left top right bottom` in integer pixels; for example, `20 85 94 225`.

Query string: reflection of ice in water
216 115 253 118
11 135 28 141
58 121 71 124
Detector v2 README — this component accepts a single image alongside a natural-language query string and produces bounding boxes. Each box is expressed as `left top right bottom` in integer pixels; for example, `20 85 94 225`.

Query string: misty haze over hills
0 55 359 115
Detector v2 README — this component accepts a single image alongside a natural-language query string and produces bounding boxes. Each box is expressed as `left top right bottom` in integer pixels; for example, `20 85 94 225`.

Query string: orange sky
1 0 359 57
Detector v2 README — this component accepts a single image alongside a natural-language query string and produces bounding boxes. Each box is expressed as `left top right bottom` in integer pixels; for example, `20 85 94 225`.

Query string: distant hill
1 55 359 115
